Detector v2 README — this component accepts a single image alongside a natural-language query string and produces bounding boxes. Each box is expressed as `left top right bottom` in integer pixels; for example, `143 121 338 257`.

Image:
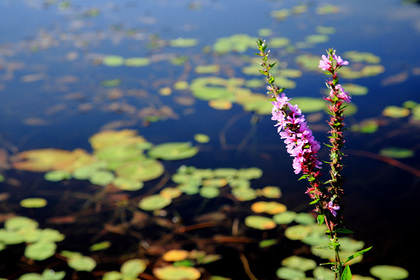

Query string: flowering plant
257 39 372 280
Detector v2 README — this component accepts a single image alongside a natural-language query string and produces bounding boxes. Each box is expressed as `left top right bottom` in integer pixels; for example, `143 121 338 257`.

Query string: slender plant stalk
256 40 371 280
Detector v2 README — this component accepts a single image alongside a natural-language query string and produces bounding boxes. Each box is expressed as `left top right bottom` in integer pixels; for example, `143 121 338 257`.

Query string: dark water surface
1 0 420 279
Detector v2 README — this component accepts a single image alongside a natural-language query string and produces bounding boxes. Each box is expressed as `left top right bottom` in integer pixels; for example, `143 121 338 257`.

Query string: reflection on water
1 0 420 279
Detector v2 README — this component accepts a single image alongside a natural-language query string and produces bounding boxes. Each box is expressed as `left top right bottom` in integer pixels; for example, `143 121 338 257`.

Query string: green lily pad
18 273 43 280
195 65 220 74
305 34 329 44
295 54 320 71
116 159 164 181
68 255 97 272
294 212 316 225
41 269 66 280
89 170 115 186
273 211 297 224
342 83 368 96
148 142 198 161
102 271 122 280
0 229 26 244
25 241 57 261
153 265 201 280
102 55 125 67
212 34 257 54
199 187 220 199
284 225 312 240
138 194 171 211
270 9 289 20
20 198 48 208
313 266 335 279
194 134 210 143
382 106 410 118
251 201 287 215
270 37 290 48
276 267 306 279
351 119 379 134
237 167 263 180
231 187 257 201
169 38 198 47
316 26 336 34
290 97 325 113
121 259 147 278
281 256 317 271
379 148 414 159
44 170 72 182
259 239 277 248
113 177 143 191
89 241 111 252
370 265 409 280
344 51 381 64
258 186 282 198
258 28 272 37
5 216 38 231
245 215 277 230
124 57 150 67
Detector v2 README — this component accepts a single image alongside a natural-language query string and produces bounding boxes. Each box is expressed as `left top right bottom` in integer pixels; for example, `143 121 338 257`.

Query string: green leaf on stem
317 214 325 225
309 199 319 205
336 228 354 234
343 246 372 265
341 265 352 280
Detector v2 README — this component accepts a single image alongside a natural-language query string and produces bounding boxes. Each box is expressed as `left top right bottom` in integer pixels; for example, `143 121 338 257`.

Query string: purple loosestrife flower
327 201 340 217
271 94 322 175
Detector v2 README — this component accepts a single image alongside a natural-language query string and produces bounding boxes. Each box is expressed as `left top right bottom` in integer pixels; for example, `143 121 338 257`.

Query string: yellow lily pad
154 266 201 280
162 250 190 262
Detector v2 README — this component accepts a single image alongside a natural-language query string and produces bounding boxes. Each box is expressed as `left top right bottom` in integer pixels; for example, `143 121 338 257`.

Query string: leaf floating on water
245 215 276 230
251 201 287 215
102 55 125 67
344 51 381 64
24 242 56 261
67 254 97 272
148 142 198 161
193 134 210 143
169 38 198 47
194 64 220 74
124 57 150 67
382 106 410 118
121 259 147 277
342 83 368 96
138 194 171 211
281 255 317 272
379 148 414 159
381 71 409 86
208 99 232 110
290 97 325 113
370 265 409 280
20 198 47 208
163 250 190 262
153 265 201 280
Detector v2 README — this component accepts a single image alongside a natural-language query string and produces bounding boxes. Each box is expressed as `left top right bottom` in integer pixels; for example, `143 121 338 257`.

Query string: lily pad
199 187 220 199
290 97 325 113
163 250 190 262
169 38 198 47
370 265 409 280
24 242 57 261
258 186 282 198
231 187 257 201
138 194 171 211
5 216 38 231
116 159 164 181
273 211 297 225
382 106 410 118
20 198 47 208
194 134 210 143
276 267 306 279
102 55 125 67
148 142 198 161
112 177 143 191
124 57 150 67
270 37 290 48
251 201 287 215
281 256 317 271
89 170 115 186
244 215 277 230
68 255 97 272
121 259 147 277
379 148 414 159
209 99 232 110
342 83 368 96
153 266 201 280
195 65 220 74
284 225 312 240
44 170 72 182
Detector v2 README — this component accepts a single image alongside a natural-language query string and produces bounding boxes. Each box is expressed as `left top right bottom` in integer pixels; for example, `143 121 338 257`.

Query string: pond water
1 0 420 279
